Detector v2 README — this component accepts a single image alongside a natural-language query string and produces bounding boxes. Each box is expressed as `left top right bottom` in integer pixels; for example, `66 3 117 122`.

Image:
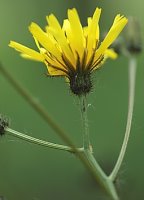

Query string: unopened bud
110 36 124 55
0 115 9 136
124 17 142 54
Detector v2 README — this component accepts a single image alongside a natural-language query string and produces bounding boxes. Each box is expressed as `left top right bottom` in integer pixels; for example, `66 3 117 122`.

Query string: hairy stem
79 96 119 200
6 127 83 153
79 95 91 151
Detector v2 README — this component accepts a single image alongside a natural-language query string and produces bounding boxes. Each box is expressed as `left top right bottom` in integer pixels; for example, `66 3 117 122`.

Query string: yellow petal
105 49 118 59
85 17 100 43
86 8 101 62
44 53 68 72
29 22 63 63
95 15 128 60
47 65 67 76
63 18 81 66
33 37 41 50
46 14 75 67
9 41 44 62
83 26 88 38
92 49 117 72
62 19 77 60
67 8 85 60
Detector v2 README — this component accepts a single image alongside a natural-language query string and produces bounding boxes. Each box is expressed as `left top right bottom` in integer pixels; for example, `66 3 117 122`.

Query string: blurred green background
0 0 143 199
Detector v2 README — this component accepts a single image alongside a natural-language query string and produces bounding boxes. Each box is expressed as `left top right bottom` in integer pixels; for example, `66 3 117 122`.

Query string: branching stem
0 63 119 200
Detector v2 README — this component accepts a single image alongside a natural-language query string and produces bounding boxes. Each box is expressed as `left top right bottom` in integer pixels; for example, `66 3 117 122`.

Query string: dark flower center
69 72 92 96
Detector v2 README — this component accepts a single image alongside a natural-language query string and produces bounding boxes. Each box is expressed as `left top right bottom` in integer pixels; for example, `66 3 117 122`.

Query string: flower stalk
79 95 91 151
109 56 136 181
79 96 119 200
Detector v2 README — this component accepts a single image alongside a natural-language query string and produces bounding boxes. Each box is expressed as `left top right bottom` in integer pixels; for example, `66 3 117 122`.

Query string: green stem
79 96 119 200
84 150 119 200
6 127 83 153
80 95 91 151
0 63 119 199
109 57 136 181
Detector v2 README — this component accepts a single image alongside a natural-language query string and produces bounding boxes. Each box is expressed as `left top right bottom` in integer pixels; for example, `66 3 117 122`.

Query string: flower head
9 8 128 96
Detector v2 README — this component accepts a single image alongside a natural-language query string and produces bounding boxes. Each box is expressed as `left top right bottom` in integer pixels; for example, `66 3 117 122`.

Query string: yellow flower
9 8 128 95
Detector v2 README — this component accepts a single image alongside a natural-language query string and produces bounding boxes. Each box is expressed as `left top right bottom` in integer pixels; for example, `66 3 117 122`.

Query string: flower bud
110 36 124 55
124 17 142 54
